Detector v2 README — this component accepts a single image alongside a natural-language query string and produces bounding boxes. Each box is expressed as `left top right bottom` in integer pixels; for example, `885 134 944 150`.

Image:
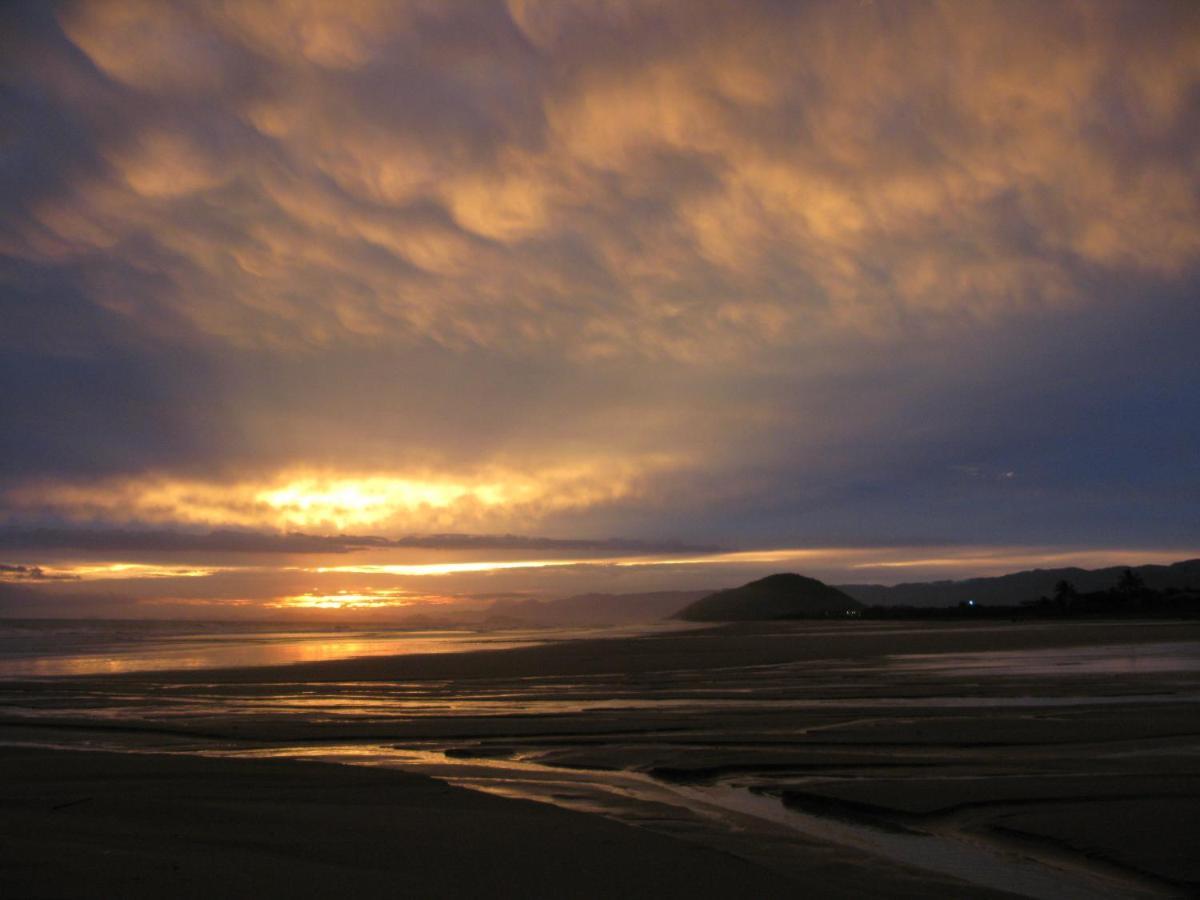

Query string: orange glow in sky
2 1 1198 621
269 589 436 610
36 563 221 580
6 463 674 532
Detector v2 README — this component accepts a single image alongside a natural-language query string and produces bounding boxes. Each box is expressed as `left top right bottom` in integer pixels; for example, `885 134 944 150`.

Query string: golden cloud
105 129 230 199
31 563 222 581
5 459 679 532
59 0 232 94
17 1 1193 361
267 588 440 610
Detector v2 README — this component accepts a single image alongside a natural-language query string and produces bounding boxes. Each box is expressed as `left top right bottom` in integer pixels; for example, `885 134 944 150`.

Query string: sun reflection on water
0 630 543 677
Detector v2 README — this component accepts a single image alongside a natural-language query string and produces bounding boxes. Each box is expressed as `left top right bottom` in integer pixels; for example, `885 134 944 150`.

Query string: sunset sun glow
5 464 669 532
0 0 1196 621
271 589 435 611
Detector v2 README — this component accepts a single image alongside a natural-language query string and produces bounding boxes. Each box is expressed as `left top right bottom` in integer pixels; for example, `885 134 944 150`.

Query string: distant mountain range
483 559 1200 625
675 574 862 621
838 558 1200 608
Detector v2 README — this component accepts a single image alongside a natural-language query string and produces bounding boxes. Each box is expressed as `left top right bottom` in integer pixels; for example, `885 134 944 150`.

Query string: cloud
1 0 1191 359
0 261 236 487
0 562 78 582
1 461 682 532
1 0 1198 558
57 1 236 94
0 526 718 557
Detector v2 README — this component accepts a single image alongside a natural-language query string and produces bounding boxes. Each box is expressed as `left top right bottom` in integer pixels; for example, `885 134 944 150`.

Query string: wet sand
3 620 1199 897
0 746 813 899
122 618 1200 683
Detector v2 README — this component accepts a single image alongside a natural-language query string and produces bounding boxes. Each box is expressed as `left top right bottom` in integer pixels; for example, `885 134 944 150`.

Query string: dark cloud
0 562 77 581
0 527 719 556
0 261 237 487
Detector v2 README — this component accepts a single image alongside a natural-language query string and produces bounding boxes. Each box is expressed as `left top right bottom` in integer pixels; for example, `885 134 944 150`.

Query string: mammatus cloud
1 1 1198 565
4 0 1194 360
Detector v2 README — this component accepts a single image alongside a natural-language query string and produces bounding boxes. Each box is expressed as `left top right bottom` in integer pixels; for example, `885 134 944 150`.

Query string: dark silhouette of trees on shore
1117 568 1146 596
1053 579 1078 610
863 569 1199 620
1019 569 1196 618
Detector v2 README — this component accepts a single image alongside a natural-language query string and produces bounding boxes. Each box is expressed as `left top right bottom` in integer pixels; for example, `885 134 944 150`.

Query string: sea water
0 618 559 677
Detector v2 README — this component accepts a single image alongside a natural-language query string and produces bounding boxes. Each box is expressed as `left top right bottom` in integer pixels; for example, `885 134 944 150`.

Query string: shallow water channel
212 742 1170 900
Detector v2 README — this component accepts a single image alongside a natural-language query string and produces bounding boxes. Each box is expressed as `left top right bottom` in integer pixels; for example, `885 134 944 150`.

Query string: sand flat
0 746 813 900
106 620 1200 683
3 619 1199 897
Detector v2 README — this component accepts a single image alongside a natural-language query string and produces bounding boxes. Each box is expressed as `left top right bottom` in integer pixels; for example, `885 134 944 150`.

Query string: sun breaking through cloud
1 0 1197 616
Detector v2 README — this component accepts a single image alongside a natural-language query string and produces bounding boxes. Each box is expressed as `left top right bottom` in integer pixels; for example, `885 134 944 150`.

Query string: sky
1 0 1198 618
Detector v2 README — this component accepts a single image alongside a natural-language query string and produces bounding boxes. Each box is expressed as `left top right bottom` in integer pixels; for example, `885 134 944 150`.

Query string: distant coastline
680 561 1200 622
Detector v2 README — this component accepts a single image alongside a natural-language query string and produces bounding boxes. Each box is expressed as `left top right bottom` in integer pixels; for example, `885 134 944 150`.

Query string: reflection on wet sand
2 620 1198 897
206 744 1162 900
888 642 1200 677
0 621 698 678
0 630 545 678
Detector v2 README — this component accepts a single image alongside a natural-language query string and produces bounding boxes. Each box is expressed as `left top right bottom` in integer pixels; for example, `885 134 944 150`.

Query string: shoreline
2 617 1195 687
106 617 1200 684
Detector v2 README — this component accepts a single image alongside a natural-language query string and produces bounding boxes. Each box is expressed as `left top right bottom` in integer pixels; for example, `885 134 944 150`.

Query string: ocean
0 618 672 678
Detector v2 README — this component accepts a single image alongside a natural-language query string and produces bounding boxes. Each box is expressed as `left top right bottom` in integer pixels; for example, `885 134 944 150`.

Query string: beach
0 746 809 900
3 619 1199 898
